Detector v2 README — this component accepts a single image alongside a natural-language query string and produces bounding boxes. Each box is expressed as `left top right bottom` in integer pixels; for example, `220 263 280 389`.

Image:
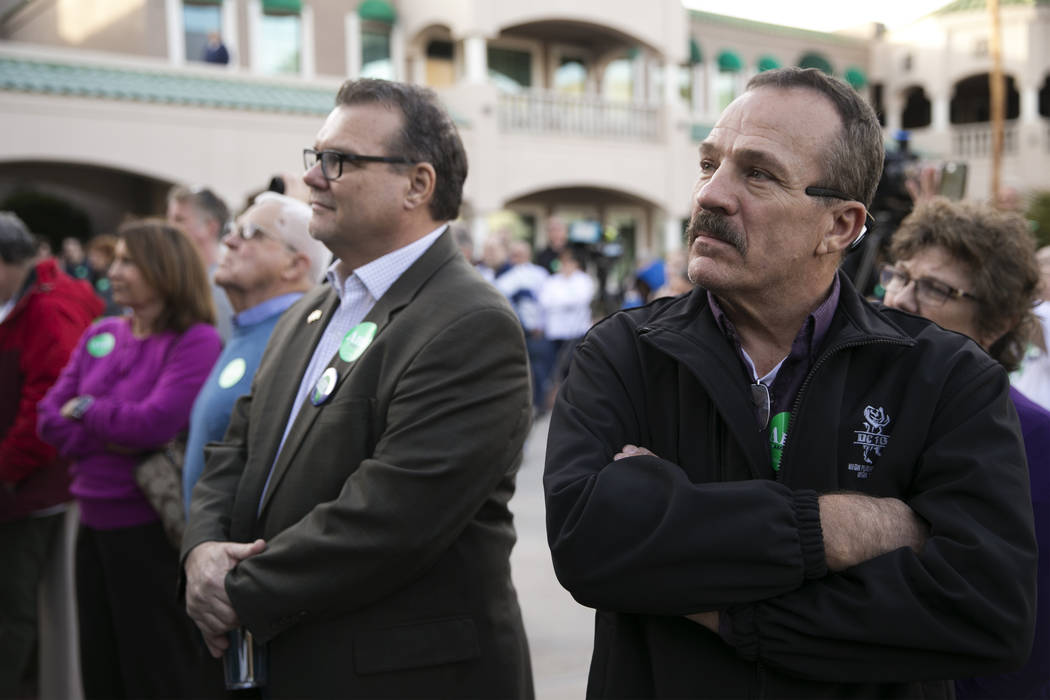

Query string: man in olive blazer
183 79 533 698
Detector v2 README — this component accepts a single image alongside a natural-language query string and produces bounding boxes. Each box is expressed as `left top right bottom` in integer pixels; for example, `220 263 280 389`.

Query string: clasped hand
184 539 266 657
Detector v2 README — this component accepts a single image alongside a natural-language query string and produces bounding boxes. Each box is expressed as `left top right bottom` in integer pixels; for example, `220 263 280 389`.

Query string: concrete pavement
510 413 594 699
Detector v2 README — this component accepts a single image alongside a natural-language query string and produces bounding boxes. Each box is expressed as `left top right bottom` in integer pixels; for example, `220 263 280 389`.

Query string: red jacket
0 258 102 521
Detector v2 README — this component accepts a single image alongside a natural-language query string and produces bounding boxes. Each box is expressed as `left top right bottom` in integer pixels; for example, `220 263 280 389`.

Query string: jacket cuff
794 489 828 580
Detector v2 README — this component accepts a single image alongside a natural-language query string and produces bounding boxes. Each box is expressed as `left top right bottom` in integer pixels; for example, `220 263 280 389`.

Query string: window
488 47 531 92
183 1 223 64
602 58 633 102
678 64 692 105
259 9 300 75
555 56 587 95
361 21 393 79
425 39 454 87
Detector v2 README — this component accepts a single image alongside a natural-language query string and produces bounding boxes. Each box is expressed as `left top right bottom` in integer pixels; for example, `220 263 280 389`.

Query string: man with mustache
544 67 1037 698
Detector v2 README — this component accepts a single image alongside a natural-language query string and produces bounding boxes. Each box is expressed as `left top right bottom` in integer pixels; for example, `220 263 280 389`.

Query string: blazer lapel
256 231 460 517
229 286 339 536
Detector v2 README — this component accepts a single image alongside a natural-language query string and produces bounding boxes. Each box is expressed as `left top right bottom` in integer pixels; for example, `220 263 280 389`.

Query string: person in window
38 220 221 699
203 31 229 65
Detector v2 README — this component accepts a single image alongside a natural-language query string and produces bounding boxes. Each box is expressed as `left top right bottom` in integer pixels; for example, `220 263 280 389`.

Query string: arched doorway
950 73 1020 123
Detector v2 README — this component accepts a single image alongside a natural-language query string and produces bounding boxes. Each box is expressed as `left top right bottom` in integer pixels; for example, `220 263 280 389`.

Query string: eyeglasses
879 265 979 307
751 382 771 430
223 222 296 252
303 148 413 181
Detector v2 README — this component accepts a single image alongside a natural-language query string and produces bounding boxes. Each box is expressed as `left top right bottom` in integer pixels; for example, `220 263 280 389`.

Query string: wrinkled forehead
240 200 300 245
705 87 841 173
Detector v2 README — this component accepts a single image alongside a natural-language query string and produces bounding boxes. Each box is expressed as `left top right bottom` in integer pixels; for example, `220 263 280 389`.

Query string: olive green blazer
184 231 534 698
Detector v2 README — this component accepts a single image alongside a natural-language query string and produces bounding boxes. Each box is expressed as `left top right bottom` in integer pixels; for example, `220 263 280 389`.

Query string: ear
281 251 311 283
403 162 437 212
815 202 867 257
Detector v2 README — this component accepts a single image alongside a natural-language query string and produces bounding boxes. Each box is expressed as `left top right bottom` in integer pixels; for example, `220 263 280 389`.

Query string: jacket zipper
776 337 911 484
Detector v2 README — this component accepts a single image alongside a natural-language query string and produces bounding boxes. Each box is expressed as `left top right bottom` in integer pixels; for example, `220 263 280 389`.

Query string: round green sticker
86 332 115 358
217 357 247 389
768 411 790 472
339 322 377 363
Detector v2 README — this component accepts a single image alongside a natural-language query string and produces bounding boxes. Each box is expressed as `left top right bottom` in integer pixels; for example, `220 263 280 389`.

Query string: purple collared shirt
708 274 840 423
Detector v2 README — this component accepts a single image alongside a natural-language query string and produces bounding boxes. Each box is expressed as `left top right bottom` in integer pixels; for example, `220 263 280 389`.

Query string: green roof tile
0 56 335 115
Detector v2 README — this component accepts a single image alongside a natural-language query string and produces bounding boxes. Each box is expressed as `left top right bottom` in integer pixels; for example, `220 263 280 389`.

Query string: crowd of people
0 68 1046 700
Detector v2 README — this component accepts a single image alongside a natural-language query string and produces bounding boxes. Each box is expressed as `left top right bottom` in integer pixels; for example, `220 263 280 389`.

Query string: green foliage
1027 190 1050 249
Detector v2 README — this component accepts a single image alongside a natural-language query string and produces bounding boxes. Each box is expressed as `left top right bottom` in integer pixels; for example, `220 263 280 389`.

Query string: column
1021 83 1039 125
248 0 262 72
391 23 405 82
931 91 950 132
663 216 683 254
663 60 678 106
301 4 315 79
165 0 185 65
464 35 487 84
885 92 903 138
222 0 239 70
345 12 361 77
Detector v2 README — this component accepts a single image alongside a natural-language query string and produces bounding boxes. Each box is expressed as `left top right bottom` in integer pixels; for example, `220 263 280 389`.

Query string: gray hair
747 68 884 209
252 191 332 283
0 212 37 264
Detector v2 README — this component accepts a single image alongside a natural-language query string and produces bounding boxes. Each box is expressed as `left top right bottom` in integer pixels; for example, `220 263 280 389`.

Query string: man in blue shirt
183 192 330 511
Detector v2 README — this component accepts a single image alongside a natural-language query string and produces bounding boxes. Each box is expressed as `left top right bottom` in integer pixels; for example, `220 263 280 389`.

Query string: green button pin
339 322 377 363
217 357 247 389
769 411 790 472
86 332 115 358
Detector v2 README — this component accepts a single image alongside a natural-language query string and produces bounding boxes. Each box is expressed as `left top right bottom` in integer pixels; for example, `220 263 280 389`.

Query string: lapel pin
339 322 377 363
307 309 322 324
310 366 338 406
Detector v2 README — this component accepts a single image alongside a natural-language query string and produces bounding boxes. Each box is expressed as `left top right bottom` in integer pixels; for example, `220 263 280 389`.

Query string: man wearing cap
182 192 330 513
182 79 533 698
167 185 235 342
544 67 1036 697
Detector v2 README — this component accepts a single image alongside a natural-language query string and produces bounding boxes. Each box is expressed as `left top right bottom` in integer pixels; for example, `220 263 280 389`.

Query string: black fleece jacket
544 274 1037 699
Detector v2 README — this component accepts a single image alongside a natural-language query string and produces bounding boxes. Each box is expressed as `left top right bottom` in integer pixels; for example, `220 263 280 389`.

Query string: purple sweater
37 317 221 529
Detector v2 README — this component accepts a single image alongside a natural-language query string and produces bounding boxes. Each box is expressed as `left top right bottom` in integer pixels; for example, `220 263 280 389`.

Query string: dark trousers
76 520 221 699
0 512 64 696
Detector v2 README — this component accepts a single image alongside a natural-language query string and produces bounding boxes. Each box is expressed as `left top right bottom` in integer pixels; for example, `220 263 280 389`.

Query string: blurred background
2 0 1049 314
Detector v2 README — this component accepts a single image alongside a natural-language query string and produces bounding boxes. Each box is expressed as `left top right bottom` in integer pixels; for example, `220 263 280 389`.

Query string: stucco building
1 0 1048 272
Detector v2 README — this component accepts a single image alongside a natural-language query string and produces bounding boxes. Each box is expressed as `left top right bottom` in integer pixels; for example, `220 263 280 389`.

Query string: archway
950 73 1020 124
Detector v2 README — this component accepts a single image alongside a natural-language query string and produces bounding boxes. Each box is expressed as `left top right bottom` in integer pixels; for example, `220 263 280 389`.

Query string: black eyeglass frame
303 148 413 181
803 186 875 252
878 265 980 306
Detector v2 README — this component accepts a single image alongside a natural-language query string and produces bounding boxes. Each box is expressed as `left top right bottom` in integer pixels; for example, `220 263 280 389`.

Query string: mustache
685 211 747 256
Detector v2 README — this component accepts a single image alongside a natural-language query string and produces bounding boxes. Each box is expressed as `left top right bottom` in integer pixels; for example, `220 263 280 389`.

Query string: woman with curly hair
881 197 1048 699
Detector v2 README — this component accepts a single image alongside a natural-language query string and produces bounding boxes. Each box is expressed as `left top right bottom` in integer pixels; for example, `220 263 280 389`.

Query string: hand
905 164 941 205
614 444 657 461
819 494 929 571
686 611 720 633
185 539 266 657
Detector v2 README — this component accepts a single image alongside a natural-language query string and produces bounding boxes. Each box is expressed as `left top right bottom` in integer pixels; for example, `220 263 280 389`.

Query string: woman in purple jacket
882 198 1049 699
39 220 221 699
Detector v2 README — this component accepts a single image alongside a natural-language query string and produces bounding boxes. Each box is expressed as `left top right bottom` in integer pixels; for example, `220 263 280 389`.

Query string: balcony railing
951 122 1019 158
497 90 662 141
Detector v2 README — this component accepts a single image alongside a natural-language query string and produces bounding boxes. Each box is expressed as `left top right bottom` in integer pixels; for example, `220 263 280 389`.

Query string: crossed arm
614 445 929 632
546 335 1036 682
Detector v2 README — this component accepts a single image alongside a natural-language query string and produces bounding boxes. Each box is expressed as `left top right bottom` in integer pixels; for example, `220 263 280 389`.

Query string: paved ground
510 413 594 699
